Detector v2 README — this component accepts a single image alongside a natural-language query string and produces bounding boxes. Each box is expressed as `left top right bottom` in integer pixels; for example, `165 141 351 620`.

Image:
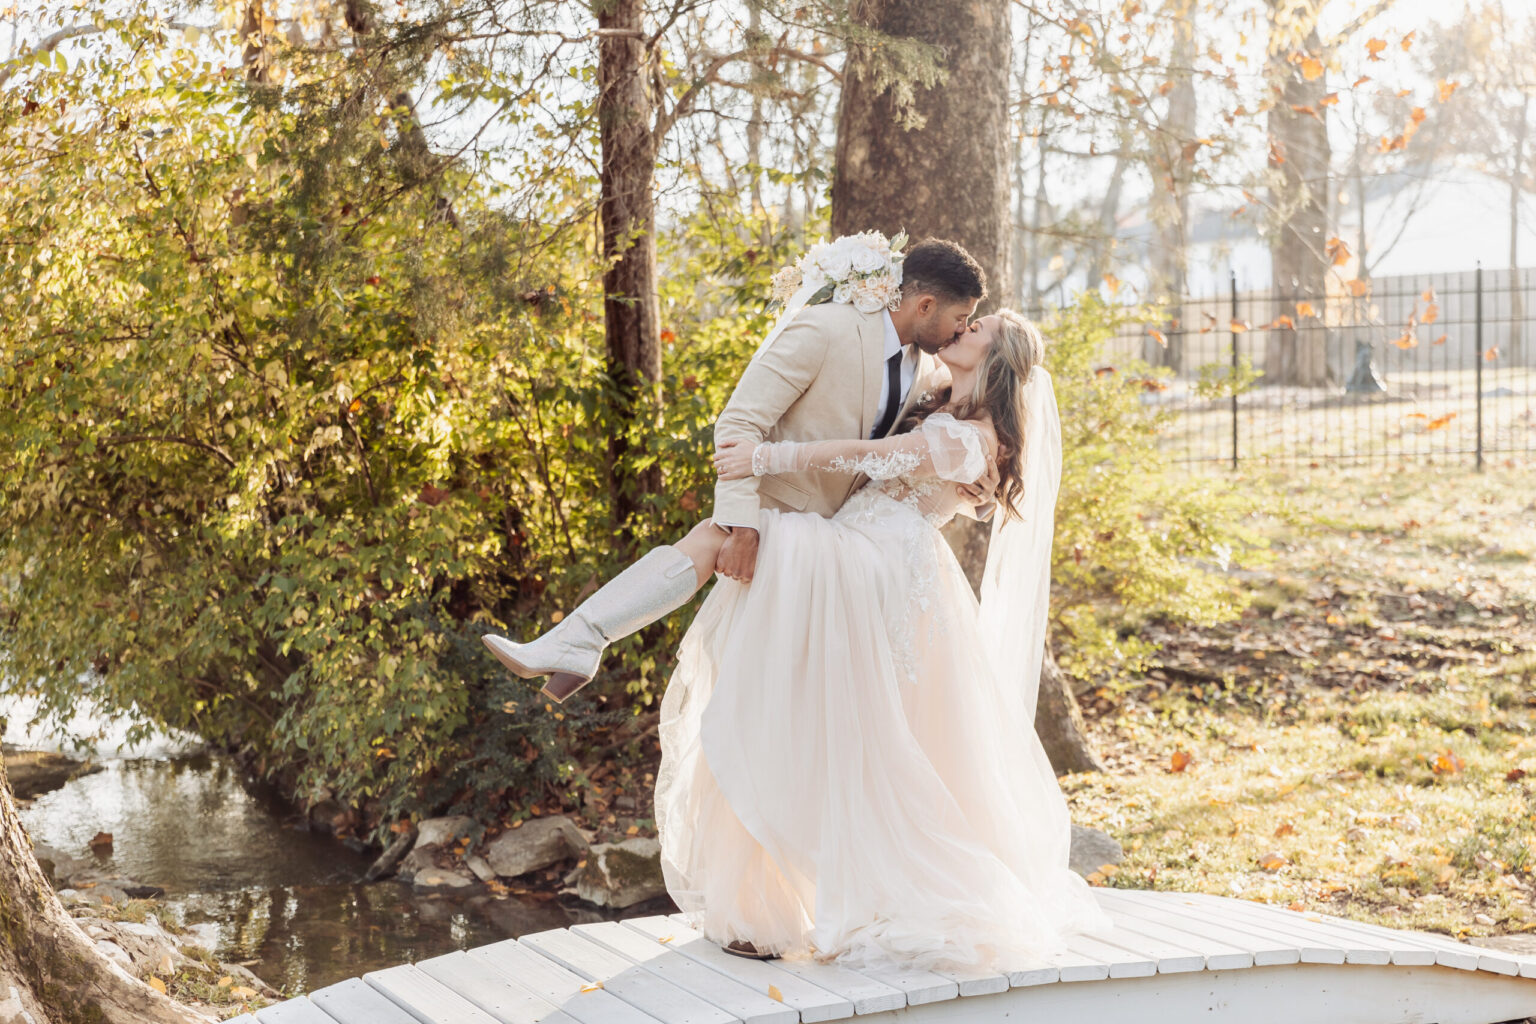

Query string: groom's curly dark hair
900 238 986 304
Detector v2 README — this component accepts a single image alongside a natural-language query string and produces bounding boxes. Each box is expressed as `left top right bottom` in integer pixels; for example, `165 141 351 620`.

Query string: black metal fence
1031 265 1535 469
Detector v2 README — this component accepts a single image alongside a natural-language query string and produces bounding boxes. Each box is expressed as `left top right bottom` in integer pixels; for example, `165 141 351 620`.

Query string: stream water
5 698 662 993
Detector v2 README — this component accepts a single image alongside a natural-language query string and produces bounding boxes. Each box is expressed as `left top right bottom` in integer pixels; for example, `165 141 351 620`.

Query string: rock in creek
565 838 666 909
412 868 477 893
415 815 478 849
483 816 588 880
364 826 418 882
1068 823 1124 877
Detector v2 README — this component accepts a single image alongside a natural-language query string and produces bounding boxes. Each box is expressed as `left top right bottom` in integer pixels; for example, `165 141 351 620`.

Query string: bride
485 308 1115 972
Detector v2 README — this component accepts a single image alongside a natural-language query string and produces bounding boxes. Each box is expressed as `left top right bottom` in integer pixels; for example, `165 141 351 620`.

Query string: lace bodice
751 412 991 529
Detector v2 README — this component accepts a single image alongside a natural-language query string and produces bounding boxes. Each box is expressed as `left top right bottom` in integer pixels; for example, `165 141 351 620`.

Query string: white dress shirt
873 311 917 438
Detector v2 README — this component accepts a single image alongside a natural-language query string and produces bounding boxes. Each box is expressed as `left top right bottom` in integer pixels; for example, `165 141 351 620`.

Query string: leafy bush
0 10 793 837
1042 291 1273 684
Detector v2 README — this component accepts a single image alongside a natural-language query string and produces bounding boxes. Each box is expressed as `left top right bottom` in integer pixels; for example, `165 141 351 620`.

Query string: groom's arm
711 311 834 529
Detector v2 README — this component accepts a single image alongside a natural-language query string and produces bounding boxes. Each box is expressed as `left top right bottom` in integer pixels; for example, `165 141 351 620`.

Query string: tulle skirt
654 493 1116 972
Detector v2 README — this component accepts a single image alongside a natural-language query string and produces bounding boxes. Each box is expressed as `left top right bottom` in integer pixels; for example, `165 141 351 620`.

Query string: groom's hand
957 455 1000 508
715 527 760 583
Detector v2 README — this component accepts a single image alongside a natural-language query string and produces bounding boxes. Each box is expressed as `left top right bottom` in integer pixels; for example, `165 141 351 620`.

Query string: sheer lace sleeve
750 413 991 484
920 413 989 483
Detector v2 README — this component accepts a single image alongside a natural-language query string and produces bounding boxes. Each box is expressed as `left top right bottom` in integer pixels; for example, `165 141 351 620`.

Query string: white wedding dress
655 395 1117 973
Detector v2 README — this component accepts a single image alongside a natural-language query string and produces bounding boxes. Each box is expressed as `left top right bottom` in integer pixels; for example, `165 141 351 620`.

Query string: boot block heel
541 671 593 703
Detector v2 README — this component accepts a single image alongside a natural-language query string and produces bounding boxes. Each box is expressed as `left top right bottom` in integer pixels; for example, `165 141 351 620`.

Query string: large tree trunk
831 0 1100 776
1264 1 1332 388
0 760 207 1023
1146 0 1197 374
597 0 663 548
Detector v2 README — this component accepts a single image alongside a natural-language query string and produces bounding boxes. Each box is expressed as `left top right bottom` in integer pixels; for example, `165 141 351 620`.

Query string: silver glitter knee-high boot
481 544 699 703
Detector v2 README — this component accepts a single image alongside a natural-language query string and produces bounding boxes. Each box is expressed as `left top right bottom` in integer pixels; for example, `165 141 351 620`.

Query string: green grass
1063 463 1536 940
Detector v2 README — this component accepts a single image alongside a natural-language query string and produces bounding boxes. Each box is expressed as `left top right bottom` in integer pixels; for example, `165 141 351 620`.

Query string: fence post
1475 262 1484 472
1230 270 1239 469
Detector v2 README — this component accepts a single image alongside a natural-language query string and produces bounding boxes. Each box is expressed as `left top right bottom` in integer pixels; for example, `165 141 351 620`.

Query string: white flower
771 265 803 304
851 245 886 275
851 277 900 313
833 280 854 304
817 244 854 281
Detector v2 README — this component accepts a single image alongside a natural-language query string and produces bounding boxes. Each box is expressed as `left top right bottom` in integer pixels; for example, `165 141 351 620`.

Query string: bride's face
938 314 999 373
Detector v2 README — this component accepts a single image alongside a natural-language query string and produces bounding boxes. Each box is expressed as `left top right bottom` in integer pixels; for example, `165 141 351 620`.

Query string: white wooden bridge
230 889 1536 1024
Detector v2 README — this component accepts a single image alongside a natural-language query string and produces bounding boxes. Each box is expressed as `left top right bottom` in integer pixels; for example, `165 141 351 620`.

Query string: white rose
818 245 854 281
833 281 854 304
851 245 886 274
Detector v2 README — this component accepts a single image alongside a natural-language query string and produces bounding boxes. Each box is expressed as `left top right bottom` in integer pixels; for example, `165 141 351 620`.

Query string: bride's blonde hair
898 308 1045 522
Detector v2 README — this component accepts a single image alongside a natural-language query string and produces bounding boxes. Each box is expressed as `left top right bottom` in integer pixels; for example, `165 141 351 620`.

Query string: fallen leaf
768 984 784 1002
1258 851 1289 871
1274 821 1296 837
148 978 167 994
1431 750 1464 775
1170 750 1193 772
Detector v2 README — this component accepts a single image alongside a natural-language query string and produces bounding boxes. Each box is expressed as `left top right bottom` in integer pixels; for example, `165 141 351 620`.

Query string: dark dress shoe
722 939 779 959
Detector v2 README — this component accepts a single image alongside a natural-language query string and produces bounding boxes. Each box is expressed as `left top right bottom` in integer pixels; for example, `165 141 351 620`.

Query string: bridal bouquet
770 229 907 314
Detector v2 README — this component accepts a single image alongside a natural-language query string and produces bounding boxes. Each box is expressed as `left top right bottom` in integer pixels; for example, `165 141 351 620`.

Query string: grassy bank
1065 462 1536 939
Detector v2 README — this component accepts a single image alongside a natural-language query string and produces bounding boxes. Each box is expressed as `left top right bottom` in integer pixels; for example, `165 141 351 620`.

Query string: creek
4 698 657 993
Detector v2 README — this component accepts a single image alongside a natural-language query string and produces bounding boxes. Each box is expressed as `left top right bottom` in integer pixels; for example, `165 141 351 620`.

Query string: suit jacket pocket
758 474 812 512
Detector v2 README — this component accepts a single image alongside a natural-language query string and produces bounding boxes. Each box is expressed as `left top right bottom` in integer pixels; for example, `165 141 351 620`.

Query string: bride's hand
714 440 756 480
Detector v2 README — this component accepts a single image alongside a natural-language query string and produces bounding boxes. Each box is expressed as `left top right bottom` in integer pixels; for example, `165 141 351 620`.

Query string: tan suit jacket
712 302 939 528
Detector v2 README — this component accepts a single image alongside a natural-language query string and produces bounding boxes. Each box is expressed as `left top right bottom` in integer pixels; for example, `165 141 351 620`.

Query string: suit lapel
886 349 937 436
858 312 885 438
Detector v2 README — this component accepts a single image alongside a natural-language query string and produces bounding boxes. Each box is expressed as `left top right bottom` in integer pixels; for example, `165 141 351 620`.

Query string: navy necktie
871 349 904 438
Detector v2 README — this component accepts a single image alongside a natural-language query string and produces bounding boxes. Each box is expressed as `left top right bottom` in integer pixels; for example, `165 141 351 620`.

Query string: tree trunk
1086 150 1128 295
832 0 1011 296
831 0 1100 776
597 0 663 548
0 760 207 1024
1509 95 1528 367
1264 1 1332 388
1146 0 1196 374
1034 644 1106 774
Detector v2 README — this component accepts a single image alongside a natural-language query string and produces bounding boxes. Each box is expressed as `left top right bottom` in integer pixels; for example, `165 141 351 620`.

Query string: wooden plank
622 914 856 1023
1013 947 1104 986
923 964 1009 997
468 938 668 1024
224 1017 260 1024
311 977 432 1024
1132 892 1439 969
821 963 1536 1024
411 950 584 1024
521 926 741 1024
365 963 505 1024
1096 889 1301 967
1066 909 1211 974
1112 891 1349 965
1174 892 1485 972
572 921 798 1024
664 912 907 1014
1278 902 1536 978
254 998 344 1024
1059 928 1159 978
856 964 961 1005
1092 896 1256 970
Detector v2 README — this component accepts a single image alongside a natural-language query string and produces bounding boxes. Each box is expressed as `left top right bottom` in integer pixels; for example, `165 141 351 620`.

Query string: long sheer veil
977 366 1063 732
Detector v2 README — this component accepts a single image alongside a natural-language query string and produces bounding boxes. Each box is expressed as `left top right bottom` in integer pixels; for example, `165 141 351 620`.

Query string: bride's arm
716 418 995 484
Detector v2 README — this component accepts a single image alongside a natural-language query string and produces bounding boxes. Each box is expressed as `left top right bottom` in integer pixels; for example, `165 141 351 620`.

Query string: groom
711 237 997 583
